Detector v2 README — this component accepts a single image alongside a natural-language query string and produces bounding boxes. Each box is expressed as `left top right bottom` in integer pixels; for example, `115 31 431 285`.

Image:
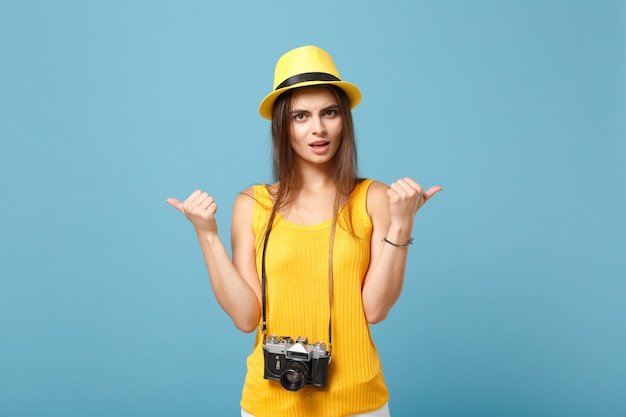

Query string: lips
309 140 330 155
309 140 330 148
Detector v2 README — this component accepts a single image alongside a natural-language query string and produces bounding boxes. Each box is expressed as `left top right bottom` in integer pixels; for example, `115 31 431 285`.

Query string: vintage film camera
263 335 330 391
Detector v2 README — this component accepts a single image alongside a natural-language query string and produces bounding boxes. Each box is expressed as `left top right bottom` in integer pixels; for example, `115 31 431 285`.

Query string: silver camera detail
263 335 330 391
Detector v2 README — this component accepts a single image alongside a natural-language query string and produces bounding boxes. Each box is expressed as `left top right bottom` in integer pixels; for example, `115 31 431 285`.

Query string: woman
167 45 441 417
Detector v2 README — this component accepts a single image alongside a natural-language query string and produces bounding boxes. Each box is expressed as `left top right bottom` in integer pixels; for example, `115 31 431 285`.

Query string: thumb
423 186 443 202
166 198 184 213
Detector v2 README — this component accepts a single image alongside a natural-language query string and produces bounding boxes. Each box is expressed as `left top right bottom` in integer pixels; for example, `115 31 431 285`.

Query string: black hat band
276 72 341 90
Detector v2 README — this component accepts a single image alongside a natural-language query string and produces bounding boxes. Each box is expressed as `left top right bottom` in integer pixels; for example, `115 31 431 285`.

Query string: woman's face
289 86 343 168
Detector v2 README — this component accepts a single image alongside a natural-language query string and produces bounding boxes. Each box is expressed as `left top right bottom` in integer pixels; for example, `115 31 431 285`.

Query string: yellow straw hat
259 45 362 120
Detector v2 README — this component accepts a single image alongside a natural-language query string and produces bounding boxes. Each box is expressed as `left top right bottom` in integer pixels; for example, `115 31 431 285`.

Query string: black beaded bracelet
382 236 414 247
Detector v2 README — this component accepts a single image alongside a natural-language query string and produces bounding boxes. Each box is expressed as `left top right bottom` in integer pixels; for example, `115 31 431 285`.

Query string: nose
311 115 326 136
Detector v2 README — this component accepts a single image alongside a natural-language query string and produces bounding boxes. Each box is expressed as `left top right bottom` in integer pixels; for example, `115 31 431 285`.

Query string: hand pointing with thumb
166 189 218 235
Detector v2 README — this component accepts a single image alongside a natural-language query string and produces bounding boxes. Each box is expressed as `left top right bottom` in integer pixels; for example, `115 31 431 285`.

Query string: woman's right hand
166 190 218 235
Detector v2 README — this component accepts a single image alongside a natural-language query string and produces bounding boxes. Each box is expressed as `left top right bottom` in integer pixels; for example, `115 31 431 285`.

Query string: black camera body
263 335 330 391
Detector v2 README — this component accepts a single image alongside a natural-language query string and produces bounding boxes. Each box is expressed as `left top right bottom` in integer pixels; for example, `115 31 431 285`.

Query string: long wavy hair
266 84 361 233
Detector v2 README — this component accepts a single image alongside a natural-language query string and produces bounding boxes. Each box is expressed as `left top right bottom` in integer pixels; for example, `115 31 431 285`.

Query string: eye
324 108 338 118
293 113 306 121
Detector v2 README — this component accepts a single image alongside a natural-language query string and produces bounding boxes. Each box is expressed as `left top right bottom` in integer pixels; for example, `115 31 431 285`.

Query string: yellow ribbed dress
240 179 389 417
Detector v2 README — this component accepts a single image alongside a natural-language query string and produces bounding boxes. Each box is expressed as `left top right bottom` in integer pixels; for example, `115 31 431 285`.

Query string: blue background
1 1 624 416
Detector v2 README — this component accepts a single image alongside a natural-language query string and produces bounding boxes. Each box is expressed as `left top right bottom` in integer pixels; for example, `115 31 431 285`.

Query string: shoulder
234 182 275 205
235 186 255 205
233 183 278 217
352 179 388 201
364 179 389 195
365 180 390 219
232 187 256 219
365 180 390 205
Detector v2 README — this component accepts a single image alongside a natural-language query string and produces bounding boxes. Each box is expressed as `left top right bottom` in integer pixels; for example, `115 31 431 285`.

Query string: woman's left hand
387 177 442 227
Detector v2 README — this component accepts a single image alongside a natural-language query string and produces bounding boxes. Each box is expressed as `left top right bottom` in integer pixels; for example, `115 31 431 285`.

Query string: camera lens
280 361 309 391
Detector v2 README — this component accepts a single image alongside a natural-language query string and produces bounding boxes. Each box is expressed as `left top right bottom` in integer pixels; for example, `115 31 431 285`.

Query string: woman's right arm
166 189 261 333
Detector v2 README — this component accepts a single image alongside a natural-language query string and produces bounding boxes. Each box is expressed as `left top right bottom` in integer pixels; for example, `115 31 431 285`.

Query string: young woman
167 45 441 417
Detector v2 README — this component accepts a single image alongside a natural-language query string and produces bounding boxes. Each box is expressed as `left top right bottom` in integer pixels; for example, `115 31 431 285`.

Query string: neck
294 161 336 191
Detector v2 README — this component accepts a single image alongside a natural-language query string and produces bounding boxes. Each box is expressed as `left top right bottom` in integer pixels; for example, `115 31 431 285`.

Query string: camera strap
261 212 336 357
260 217 273 345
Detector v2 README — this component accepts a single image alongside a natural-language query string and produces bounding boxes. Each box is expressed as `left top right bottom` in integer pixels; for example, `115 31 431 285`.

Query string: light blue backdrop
1 1 624 416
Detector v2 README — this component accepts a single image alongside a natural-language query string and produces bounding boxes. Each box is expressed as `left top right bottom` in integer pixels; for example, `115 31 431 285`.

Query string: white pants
241 402 390 417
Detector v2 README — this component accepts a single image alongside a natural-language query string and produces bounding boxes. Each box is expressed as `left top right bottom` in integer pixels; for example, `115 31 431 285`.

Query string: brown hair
267 85 361 233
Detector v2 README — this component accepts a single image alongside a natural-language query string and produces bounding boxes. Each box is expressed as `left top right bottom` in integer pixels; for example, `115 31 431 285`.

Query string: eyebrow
291 104 339 114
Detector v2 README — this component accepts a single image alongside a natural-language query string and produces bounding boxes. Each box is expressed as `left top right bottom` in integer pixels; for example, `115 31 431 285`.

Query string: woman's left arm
361 178 442 324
